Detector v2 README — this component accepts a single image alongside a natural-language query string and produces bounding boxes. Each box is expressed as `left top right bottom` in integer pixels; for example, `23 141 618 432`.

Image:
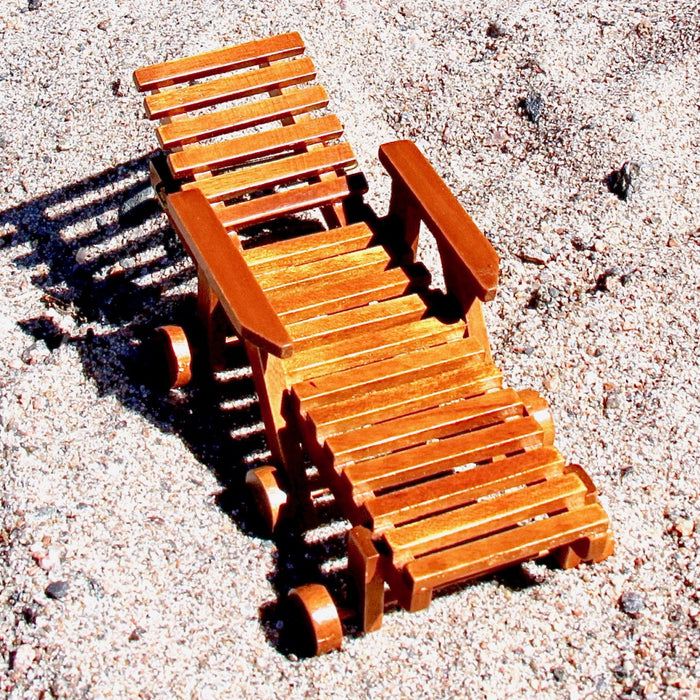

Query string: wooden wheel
155 325 193 389
519 388 555 445
245 466 288 535
288 583 342 656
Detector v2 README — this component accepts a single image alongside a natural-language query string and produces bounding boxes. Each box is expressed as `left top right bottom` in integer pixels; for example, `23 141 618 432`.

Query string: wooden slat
269 266 411 326
182 142 356 202
169 115 345 177
288 318 466 385
292 336 484 409
309 361 502 437
379 140 500 303
342 416 546 496
217 173 367 230
145 57 317 119
157 85 329 149
134 32 305 91
166 189 292 358
287 294 427 352
384 472 588 565
244 221 372 273
405 504 611 592
362 445 565 529
328 388 525 466
256 245 390 292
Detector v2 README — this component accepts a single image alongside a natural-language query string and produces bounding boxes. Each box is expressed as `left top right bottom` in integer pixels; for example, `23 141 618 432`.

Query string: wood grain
145 57 316 119
134 32 305 91
166 189 292 357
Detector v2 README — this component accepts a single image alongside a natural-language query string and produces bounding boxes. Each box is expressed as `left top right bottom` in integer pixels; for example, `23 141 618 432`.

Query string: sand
1 1 699 697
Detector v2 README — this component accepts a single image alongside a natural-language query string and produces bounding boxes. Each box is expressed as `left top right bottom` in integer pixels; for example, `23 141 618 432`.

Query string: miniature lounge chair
133 32 613 655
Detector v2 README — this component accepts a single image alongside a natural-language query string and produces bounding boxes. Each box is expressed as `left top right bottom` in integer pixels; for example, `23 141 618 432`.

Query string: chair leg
555 530 615 569
348 526 385 634
197 270 229 372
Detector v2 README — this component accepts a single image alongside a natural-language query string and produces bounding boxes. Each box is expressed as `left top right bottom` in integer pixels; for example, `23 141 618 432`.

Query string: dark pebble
128 627 146 641
118 186 160 228
486 21 506 38
521 92 544 123
22 603 41 624
28 0 42 9
552 666 566 682
95 213 111 229
619 591 645 617
529 284 561 311
595 267 623 293
45 580 70 600
607 161 640 201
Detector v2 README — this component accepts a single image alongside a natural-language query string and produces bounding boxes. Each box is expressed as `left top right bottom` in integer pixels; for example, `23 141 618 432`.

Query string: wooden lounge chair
133 32 613 655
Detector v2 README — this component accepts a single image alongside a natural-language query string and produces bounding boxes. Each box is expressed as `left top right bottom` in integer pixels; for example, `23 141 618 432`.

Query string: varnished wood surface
181 142 357 202
144 56 316 119
134 32 305 91
379 140 500 303
217 173 367 230
157 85 329 149
135 33 613 639
405 503 610 592
168 114 345 177
167 189 292 357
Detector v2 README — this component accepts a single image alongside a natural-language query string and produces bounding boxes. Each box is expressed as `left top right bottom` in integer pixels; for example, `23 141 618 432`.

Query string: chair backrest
133 33 366 235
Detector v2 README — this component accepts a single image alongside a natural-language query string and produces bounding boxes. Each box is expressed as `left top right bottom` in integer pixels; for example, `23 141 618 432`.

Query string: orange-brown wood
134 32 306 91
348 526 384 633
383 472 589 567
144 57 317 119
243 221 373 273
287 294 426 352
181 142 356 203
379 140 500 304
288 319 465 385
217 173 367 230
327 388 526 467
311 362 502 438
167 189 292 358
288 583 343 655
405 504 610 598
157 85 329 149
269 266 412 327
341 416 548 499
361 445 566 530
155 325 192 388
169 115 345 178
135 34 612 650
291 337 485 409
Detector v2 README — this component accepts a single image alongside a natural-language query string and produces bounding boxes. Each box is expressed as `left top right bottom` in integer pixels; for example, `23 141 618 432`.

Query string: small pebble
608 161 640 201
21 340 50 364
27 0 42 10
486 21 507 38
603 391 621 410
521 92 544 123
619 591 646 617
671 518 695 538
45 580 70 600
11 644 36 672
118 186 160 227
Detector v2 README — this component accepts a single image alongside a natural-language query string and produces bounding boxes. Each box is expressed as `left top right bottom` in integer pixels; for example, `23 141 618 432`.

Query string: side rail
167 189 293 358
378 140 500 310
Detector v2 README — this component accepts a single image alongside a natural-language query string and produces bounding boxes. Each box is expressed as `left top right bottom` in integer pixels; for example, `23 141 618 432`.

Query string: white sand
1 1 699 697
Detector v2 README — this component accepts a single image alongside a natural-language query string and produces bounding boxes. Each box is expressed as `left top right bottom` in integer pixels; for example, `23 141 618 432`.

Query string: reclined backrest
133 32 367 236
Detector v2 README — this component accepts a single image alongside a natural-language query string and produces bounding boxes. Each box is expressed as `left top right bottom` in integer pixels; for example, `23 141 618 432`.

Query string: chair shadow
1 155 554 657
0 154 369 654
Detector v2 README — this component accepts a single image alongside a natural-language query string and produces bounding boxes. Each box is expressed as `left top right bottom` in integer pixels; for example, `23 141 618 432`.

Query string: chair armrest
166 189 293 358
378 140 499 303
